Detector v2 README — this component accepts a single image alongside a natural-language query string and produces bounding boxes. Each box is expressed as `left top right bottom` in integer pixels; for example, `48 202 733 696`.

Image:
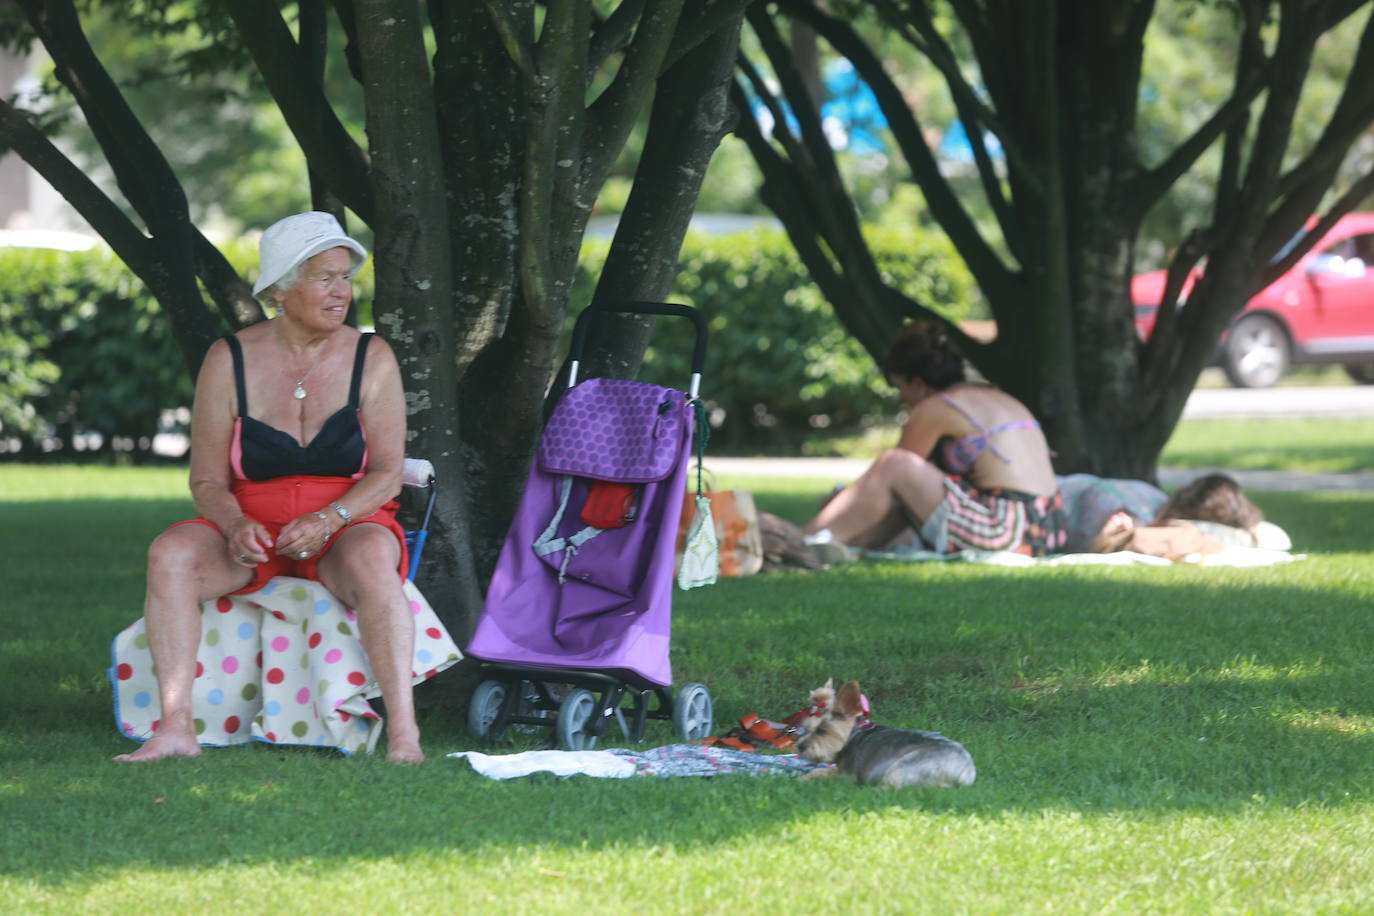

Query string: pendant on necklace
293 384 307 400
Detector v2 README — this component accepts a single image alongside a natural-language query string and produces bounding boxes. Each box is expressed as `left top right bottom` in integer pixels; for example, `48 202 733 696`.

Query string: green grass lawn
3 455 1374 914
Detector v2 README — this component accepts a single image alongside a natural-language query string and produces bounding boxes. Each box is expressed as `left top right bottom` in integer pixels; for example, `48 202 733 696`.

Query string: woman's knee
147 527 217 579
321 525 402 598
873 447 929 479
333 524 399 567
875 448 948 513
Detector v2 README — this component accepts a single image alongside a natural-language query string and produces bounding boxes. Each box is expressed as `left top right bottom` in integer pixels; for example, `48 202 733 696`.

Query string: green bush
3 223 967 461
0 247 198 460
575 224 976 452
0 241 377 463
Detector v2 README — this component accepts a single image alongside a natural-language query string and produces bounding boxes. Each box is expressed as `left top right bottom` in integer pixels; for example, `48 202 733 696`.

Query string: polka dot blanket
109 576 462 756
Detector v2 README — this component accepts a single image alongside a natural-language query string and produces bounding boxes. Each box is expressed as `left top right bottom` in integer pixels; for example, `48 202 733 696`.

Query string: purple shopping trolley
465 301 714 749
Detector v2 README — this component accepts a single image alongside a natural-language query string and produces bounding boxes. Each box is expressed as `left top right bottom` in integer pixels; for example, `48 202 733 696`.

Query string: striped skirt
918 477 1067 557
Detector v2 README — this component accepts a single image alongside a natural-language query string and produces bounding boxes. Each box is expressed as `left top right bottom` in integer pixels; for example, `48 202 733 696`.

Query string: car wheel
1222 314 1289 388
1344 362 1374 385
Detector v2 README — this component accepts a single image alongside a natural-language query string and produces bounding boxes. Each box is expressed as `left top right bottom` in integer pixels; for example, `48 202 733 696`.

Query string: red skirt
170 475 408 593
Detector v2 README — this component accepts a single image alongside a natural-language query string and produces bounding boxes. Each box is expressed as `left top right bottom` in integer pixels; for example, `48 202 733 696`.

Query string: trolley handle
568 299 708 397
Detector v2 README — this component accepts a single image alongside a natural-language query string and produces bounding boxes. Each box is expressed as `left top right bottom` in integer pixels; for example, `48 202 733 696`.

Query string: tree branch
777 0 1016 300
513 0 588 322
1271 5 1374 205
18 0 192 239
1128 27 1267 221
1260 168 1374 288
589 0 647 73
224 0 374 224
483 0 539 81
663 0 756 70
0 96 153 270
868 0 1040 197
14 0 224 372
577 13 745 383
584 0 686 193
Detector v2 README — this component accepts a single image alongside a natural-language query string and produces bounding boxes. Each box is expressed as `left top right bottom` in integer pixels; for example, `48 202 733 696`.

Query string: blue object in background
937 117 1003 163
820 59 887 155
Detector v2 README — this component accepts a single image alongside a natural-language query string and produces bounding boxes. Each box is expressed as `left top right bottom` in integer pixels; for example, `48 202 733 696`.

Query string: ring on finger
299 550 309 559
237 554 250 564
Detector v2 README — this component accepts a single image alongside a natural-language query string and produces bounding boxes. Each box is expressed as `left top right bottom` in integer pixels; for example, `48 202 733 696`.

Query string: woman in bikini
115 212 423 764
804 320 1066 557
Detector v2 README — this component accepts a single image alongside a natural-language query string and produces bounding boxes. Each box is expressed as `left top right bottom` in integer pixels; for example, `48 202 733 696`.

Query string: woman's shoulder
360 331 398 365
951 382 1033 418
198 335 234 375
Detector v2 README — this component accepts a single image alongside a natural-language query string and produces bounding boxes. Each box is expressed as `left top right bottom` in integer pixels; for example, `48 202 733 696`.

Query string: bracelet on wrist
314 510 333 535
330 501 353 525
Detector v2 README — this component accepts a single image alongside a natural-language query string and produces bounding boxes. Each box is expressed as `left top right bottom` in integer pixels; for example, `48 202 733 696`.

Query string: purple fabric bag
539 378 686 482
467 379 695 687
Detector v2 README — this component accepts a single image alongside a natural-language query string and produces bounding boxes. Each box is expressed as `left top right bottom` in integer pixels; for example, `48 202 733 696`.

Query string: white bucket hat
252 211 368 296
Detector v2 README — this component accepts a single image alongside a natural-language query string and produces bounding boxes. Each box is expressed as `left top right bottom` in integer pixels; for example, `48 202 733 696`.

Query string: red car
1132 212 1374 387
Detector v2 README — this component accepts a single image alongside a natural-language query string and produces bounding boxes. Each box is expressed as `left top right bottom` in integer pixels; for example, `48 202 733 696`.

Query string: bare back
899 382 1057 496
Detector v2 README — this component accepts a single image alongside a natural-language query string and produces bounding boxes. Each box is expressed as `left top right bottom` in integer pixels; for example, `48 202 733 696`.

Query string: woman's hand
224 516 273 567
275 510 336 561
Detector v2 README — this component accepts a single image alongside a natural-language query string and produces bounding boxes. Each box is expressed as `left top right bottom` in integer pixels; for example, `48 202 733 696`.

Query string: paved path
702 384 1374 492
702 457 1374 492
1183 384 1374 418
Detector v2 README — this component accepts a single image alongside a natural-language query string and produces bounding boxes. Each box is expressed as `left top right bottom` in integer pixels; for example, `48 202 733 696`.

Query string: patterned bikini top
934 392 1040 477
225 333 372 481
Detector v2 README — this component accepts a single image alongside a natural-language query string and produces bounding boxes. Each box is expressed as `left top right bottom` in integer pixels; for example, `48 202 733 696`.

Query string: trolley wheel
673 682 714 741
467 679 508 742
556 688 599 750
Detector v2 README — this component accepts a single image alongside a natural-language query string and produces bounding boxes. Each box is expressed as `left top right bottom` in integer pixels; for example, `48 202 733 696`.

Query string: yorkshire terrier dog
796 679 976 788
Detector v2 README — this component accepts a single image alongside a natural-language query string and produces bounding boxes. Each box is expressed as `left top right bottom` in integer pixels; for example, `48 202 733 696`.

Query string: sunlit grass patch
4 464 1374 914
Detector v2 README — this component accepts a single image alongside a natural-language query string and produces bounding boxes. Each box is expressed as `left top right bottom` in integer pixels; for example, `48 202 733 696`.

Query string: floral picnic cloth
610 744 832 778
110 576 461 756
449 744 833 780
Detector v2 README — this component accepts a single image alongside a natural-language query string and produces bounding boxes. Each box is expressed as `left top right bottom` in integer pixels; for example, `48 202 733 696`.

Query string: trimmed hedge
575 224 976 452
0 247 195 460
0 242 380 462
3 223 971 459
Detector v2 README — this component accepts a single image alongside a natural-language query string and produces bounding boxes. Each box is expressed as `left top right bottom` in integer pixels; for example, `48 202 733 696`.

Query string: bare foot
385 740 424 765
384 723 424 764
113 731 202 763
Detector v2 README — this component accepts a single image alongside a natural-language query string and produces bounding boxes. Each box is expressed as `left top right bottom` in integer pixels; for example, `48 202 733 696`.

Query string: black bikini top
225 332 372 481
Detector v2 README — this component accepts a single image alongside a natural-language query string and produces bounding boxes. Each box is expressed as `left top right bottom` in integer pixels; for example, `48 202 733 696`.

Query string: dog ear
834 680 864 717
810 677 836 705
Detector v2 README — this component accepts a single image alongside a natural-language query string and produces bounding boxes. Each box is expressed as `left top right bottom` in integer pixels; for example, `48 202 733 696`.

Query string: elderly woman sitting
113 212 456 764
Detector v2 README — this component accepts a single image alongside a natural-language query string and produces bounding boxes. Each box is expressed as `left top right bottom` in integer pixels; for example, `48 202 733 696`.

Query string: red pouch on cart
581 481 639 529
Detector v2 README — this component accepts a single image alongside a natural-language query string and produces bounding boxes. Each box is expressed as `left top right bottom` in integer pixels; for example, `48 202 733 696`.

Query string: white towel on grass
449 749 637 780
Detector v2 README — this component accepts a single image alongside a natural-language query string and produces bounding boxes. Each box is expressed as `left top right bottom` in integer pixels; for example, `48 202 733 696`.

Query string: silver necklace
290 343 327 400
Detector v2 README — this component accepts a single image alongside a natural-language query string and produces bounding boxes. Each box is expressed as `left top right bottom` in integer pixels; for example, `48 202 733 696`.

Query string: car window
1313 236 1369 277
1352 233 1374 264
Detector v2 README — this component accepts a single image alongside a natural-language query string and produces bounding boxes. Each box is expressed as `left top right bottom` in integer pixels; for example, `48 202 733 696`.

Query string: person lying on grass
803 320 1066 560
1091 472 1291 561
